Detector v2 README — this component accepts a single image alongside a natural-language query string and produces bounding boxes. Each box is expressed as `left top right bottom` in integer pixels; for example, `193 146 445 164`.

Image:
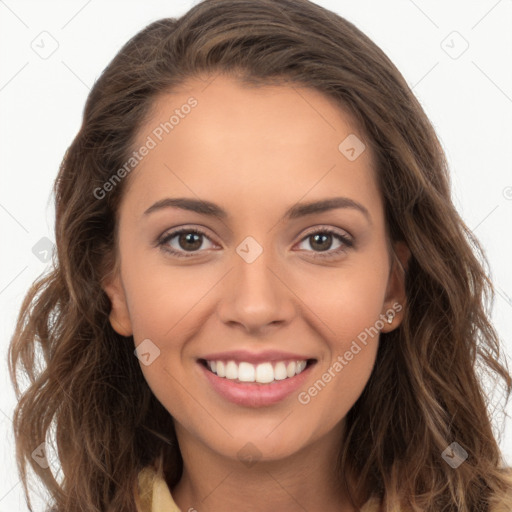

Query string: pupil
311 233 331 251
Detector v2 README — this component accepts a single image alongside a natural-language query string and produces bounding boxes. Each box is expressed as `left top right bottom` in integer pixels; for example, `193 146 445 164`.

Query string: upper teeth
207 360 308 383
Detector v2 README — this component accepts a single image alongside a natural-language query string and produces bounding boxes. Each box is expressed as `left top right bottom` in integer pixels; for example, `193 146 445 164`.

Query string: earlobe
102 273 133 337
381 241 410 333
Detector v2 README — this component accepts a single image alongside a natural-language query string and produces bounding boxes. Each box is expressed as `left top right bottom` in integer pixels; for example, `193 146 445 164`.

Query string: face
103 73 408 463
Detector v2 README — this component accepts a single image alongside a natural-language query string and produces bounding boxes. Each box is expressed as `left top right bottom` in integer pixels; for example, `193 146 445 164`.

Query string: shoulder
360 496 380 511
136 465 182 512
488 467 512 512
488 487 512 512
135 469 512 512
356 491 512 512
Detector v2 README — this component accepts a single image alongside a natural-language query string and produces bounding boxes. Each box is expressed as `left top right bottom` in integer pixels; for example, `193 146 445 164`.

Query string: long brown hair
8 0 512 510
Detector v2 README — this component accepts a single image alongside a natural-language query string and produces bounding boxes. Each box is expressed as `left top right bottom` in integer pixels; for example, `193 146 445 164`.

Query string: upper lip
199 350 315 364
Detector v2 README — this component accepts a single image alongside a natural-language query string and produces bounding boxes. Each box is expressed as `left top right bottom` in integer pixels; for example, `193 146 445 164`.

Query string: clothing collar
137 465 181 512
136 465 382 512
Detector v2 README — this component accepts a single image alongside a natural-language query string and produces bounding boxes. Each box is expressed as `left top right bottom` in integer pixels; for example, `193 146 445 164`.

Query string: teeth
216 361 226 377
274 361 288 380
206 359 309 383
296 360 307 374
238 362 255 382
225 361 238 379
255 362 274 383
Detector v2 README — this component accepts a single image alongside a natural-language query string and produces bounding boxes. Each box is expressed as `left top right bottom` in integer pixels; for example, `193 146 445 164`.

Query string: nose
216 245 296 336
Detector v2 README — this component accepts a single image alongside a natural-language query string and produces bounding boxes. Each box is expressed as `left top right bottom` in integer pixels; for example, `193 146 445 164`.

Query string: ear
380 241 410 333
102 270 133 337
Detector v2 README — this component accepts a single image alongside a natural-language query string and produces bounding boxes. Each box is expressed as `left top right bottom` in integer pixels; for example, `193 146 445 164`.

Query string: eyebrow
143 196 371 224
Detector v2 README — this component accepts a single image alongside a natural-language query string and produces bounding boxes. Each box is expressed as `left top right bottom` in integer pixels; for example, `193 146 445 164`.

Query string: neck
170 422 358 512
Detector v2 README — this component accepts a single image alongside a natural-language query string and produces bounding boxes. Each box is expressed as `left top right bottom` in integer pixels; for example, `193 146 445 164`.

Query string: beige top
136 465 512 511
136 465 381 512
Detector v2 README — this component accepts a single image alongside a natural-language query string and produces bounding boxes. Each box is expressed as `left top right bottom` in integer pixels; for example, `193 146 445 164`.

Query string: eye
157 227 217 258
295 227 354 259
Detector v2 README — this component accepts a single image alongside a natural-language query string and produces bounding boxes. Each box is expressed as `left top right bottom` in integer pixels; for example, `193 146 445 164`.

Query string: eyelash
157 226 354 260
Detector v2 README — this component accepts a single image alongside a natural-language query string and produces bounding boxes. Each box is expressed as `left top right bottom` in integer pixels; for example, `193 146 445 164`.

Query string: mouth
198 358 317 384
197 357 317 408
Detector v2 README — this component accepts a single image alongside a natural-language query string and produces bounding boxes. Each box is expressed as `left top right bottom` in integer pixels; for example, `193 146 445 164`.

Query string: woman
8 0 512 510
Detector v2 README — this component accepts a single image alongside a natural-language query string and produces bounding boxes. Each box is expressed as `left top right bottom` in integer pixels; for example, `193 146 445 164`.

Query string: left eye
295 228 353 258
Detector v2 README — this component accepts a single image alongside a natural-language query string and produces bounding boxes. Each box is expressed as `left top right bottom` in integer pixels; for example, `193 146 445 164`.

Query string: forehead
122 74 381 221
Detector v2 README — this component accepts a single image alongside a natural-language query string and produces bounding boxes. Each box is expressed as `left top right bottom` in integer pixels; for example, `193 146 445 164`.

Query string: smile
198 358 317 408
203 359 311 384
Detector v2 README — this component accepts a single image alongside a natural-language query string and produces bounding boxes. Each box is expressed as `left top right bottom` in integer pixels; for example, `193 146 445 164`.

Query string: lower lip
198 361 315 408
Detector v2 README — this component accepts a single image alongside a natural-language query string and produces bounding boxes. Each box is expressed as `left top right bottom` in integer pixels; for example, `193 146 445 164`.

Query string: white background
1 0 511 509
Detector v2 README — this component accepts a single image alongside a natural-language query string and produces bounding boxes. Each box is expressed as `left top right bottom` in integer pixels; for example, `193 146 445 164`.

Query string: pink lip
199 349 313 364
198 360 315 408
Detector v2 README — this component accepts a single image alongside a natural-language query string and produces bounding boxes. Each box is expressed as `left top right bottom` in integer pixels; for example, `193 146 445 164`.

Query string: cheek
289 256 387 418
123 259 218 342
294 254 390 343
294 346 377 445
293 269 385 430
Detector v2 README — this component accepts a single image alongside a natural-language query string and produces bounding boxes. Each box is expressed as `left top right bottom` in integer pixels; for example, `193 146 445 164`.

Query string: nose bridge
217 234 295 331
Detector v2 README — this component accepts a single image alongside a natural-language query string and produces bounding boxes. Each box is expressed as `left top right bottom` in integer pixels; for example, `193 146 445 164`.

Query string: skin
103 73 409 512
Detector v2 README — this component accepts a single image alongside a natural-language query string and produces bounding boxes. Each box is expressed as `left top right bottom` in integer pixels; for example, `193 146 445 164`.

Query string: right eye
158 227 218 258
